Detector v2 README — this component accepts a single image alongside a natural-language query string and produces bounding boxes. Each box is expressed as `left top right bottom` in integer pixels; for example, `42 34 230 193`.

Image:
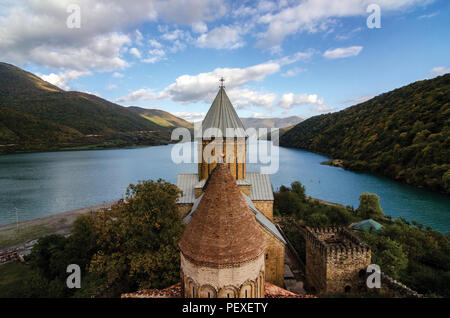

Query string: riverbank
0 202 116 251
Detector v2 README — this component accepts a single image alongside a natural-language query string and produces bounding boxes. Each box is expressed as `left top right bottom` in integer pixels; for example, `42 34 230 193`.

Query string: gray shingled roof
177 172 273 204
246 172 274 201
177 173 197 204
201 86 247 138
183 192 285 244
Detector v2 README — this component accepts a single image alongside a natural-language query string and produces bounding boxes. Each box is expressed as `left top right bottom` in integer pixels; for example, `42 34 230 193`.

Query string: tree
291 181 306 201
88 179 185 295
358 192 384 219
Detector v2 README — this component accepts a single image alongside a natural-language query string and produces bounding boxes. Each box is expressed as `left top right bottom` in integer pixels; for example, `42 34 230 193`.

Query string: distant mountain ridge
0 62 190 153
240 116 303 130
280 74 450 194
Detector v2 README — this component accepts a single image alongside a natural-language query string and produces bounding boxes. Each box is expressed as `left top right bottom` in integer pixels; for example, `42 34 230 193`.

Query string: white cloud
313 104 336 112
418 12 438 19
257 0 432 48
278 93 323 109
107 84 118 90
116 88 160 103
117 52 325 111
0 0 225 72
228 88 277 110
192 22 208 33
281 67 306 77
143 48 166 64
129 47 142 59
112 72 124 78
430 66 450 76
252 113 272 119
196 25 245 50
344 95 374 104
149 39 163 48
323 46 363 59
135 30 144 46
39 70 90 90
172 112 206 122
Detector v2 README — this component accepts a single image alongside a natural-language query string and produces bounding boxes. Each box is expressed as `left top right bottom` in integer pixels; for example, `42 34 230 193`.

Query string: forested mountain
240 116 303 130
280 74 450 194
0 63 188 153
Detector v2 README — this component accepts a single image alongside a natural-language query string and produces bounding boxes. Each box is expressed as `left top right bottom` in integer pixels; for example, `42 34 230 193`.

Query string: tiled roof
179 164 266 267
176 172 273 204
201 87 247 138
183 192 285 244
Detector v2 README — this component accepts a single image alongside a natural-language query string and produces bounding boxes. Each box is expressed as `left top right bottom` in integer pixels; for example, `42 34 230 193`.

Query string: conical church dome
179 163 266 267
201 86 247 138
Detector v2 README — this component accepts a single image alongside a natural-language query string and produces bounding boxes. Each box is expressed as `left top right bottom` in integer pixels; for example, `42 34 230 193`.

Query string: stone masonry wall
254 201 274 221
177 203 193 218
260 225 285 287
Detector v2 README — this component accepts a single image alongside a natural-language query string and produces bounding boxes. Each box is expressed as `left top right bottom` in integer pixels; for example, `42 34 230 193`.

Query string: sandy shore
0 202 116 251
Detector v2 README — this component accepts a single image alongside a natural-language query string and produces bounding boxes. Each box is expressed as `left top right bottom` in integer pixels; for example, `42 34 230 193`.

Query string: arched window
199 285 217 298
345 285 352 293
218 286 238 298
239 281 255 298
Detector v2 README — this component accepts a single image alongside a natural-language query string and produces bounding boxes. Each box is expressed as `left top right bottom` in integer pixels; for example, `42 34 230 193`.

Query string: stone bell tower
197 78 247 180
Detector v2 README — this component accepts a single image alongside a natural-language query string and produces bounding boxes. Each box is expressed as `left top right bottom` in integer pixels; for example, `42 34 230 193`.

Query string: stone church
176 83 286 297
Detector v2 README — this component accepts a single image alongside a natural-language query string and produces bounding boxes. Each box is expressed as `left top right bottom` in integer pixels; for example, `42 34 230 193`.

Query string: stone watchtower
305 227 371 295
179 163 266 298
198 78 247 181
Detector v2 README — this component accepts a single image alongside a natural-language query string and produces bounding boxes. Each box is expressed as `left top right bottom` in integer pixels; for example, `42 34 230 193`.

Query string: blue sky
1 0 449 121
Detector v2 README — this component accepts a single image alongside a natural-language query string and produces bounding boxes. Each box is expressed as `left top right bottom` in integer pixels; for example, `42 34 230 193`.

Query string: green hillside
280 74 450 194
127 107 193 129
0 63 189 153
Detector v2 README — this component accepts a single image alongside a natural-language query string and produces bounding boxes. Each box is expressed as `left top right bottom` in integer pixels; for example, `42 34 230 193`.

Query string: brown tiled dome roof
179 163 266 267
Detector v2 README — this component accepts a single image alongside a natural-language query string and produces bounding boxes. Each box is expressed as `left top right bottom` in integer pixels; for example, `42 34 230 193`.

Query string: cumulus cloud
117 51 319 111
143 49 166 64
192 22 208 33
281 67 306 77
430 66 450 76
172 112 206 122
278 93 323 109
0 0 226 74
116 88 160 103
112 72 124 78
196 25 245 50
129 47 142 59
39 70 90 90
257 0 432 48
228 89 277 110
313 104 337 112
323 46 363 59
344 95 374 104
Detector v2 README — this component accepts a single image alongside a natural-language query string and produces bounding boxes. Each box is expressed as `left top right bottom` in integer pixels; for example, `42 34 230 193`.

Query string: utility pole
15 207 19 232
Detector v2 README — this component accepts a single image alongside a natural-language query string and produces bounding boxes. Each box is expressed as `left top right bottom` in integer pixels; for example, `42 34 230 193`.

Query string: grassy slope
280 74 450 194
127 107 194 129
0 63 190 152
